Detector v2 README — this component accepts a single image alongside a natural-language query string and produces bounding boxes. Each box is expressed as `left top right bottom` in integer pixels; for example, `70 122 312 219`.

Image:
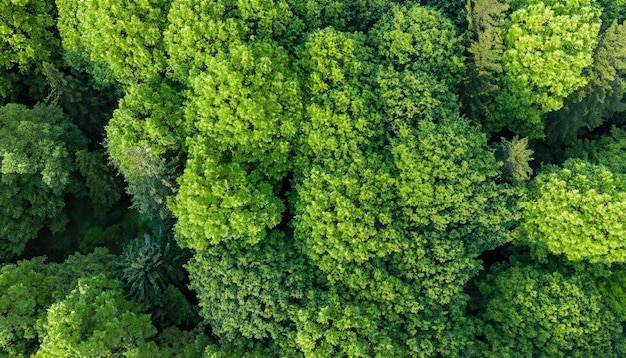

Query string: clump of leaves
496 136 534 181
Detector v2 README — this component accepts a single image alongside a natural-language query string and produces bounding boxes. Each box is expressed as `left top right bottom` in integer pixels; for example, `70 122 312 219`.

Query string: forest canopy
1 0 626 356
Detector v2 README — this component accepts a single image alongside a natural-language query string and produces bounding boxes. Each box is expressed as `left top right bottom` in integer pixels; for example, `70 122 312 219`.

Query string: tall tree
56 0 170 86
0 248 117 357
464 0 509 123
33 275 161 357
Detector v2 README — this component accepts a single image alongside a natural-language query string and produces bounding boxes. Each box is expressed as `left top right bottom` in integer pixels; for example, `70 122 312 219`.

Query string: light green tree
489 0 602 138
33 274 161 358
0 0 58 100
547 20 626 144
0 248 117 357
56 0 170 86
516 159 626 263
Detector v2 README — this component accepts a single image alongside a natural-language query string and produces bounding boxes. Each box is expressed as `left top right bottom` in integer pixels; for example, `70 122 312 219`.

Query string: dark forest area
1 0 626 356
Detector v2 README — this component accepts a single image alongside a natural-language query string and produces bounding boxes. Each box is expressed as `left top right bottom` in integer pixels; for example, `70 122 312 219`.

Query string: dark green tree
0 103 86 261
565 126 626 174
495 136 534 182
464 0 509 123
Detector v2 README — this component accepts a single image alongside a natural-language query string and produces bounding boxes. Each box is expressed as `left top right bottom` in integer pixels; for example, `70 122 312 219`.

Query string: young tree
0 103 86 261
464 0 509 123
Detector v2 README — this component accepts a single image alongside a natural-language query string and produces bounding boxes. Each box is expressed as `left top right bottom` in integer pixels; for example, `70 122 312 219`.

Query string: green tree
474 261 626 357
0 248 117 356
0 103 86 261
291 14 520 355
33 274 161 358
464 0 509 123
565 126 626 174
0 0 58 100
164 0 303 82
369 3 465 88
515 159 626 263
489 0 602 138
171 41 302 250
75 149 122 217
56 0 170 86
105 82 187 223
495 136 534 181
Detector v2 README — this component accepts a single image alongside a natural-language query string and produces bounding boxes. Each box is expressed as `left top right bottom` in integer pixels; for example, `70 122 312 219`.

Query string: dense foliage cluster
1 0 626 356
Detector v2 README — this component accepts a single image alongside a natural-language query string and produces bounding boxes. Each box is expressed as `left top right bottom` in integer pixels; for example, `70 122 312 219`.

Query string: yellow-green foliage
516 159 626 263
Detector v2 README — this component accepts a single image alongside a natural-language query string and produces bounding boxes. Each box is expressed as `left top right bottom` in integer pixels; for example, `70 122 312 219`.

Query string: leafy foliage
33 274 161 357
119 234 187 313
547 20 626 144
75 149 122 216
474 261 626 357
565 125 626 174
496 136 534 181
516 159 626 263
464 0 509 123
0 103 86 261
488 0 602 138
0 0 59 100
0 248 117 356
56 0 170 86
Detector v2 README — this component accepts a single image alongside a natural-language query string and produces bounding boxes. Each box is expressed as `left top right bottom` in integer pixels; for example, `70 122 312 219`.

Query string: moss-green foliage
24 0 626 356
474 261 626 357
0 103 86 261
0 0 59 101
32 274 161 358
0 249 117 357
597 0 626 29
106 82 185 223
187 233 314 355
547 20 626 144
370 4 465 88
516 159 626 263
75 150 122 216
